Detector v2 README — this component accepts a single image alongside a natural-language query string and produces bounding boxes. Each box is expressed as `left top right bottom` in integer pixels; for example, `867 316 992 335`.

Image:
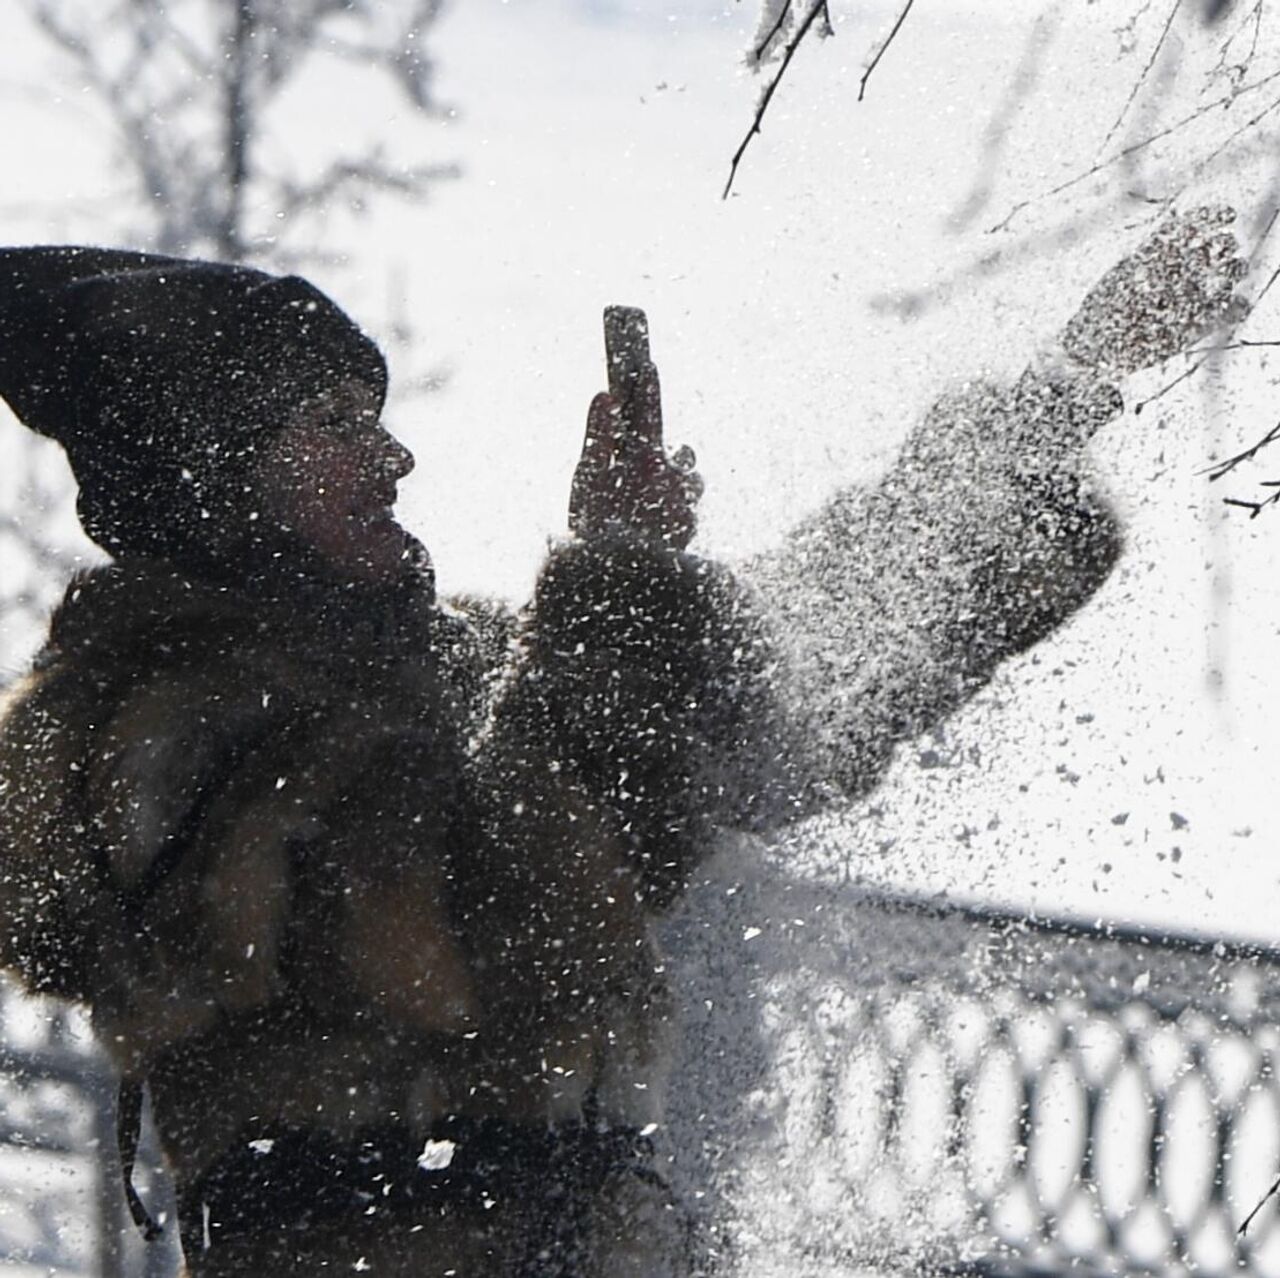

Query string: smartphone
603 305 651 428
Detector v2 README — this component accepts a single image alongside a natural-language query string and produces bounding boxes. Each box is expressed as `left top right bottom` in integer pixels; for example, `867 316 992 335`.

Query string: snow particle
417 1139 457 1172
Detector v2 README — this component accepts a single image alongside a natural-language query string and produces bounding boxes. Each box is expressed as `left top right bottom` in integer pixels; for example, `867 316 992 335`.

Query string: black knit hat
0 246 388 561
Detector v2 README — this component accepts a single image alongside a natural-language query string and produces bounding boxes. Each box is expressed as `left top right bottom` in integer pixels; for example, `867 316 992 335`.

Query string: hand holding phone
568 306 702 549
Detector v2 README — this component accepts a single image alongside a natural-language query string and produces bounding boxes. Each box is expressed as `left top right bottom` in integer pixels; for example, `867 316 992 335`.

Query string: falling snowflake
417 1138 456 1172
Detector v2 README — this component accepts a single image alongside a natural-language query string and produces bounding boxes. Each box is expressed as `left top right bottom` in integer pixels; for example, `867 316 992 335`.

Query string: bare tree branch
1241 1173 1280 1235
1223 484 1280 516
859 0 917 103
268 156 460 225
1209 0 1265 86
1204 419 1280 479
24 0 454 262
873 195 1140 321
1230 196 1280 326
990 63 1280 232
1132 355 1209 414
1097 0 1185 155
755 0 794 63
223 1 255 259
1188 337 1280 352
1162 84 1280 209
723 0 829 200
948 5 1064 232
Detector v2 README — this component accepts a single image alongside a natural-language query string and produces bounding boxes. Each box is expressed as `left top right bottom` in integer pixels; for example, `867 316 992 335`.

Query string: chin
350 520 413 581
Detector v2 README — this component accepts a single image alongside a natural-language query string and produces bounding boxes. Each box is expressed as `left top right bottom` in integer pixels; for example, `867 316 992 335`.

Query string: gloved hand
568 363 703 551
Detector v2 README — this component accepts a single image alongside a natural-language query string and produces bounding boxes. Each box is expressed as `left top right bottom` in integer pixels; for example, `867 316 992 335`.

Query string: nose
378 432 415 482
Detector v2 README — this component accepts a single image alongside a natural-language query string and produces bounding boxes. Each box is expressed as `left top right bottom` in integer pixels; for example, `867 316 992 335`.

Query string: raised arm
473 365 792 922
744 208 1248 804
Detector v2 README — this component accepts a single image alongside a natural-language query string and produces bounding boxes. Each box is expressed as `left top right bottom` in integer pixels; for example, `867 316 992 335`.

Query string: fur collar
40 555 451 675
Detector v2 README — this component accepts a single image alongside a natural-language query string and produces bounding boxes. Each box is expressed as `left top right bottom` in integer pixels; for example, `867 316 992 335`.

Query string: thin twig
1224 486 1280 517
1164 88 1280 211
875 196 1139 321
722 0 829 200
1249 201 1280 309
1242 0 1266 70
1188 339 1279 355
1097 0 1184 156
859 0 916 102
270 158 459 221
1187 337 1280 354
1132 357 1207 415
1204 419 1280 480
1117 0 1160 51
1210 0 1265 87
990 63 1280 233
754 0 794 62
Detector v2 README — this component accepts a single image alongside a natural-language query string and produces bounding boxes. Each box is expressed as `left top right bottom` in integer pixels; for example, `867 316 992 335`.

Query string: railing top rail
843 883 1280 967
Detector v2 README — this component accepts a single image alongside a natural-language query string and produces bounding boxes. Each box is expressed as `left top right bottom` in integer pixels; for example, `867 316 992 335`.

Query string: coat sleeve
472 529 797 910
742 366 1123 803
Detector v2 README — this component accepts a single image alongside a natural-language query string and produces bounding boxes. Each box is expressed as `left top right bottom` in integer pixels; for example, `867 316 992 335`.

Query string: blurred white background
1 0 1278 943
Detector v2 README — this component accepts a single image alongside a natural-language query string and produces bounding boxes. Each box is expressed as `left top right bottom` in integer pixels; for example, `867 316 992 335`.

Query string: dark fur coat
0 367 1125 1274
0 532 780 1274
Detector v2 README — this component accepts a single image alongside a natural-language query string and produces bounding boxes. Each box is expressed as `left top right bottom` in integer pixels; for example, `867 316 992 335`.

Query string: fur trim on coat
0 536 777 1199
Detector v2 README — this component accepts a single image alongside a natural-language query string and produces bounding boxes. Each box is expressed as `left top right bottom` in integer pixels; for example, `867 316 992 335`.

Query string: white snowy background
4 4 1280 1272
1 0 1276 947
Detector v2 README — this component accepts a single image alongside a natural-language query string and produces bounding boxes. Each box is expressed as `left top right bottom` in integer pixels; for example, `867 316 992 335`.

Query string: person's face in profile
250 380 416 582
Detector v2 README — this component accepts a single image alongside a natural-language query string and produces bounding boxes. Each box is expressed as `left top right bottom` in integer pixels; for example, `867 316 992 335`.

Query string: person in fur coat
0 216 1246 1275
